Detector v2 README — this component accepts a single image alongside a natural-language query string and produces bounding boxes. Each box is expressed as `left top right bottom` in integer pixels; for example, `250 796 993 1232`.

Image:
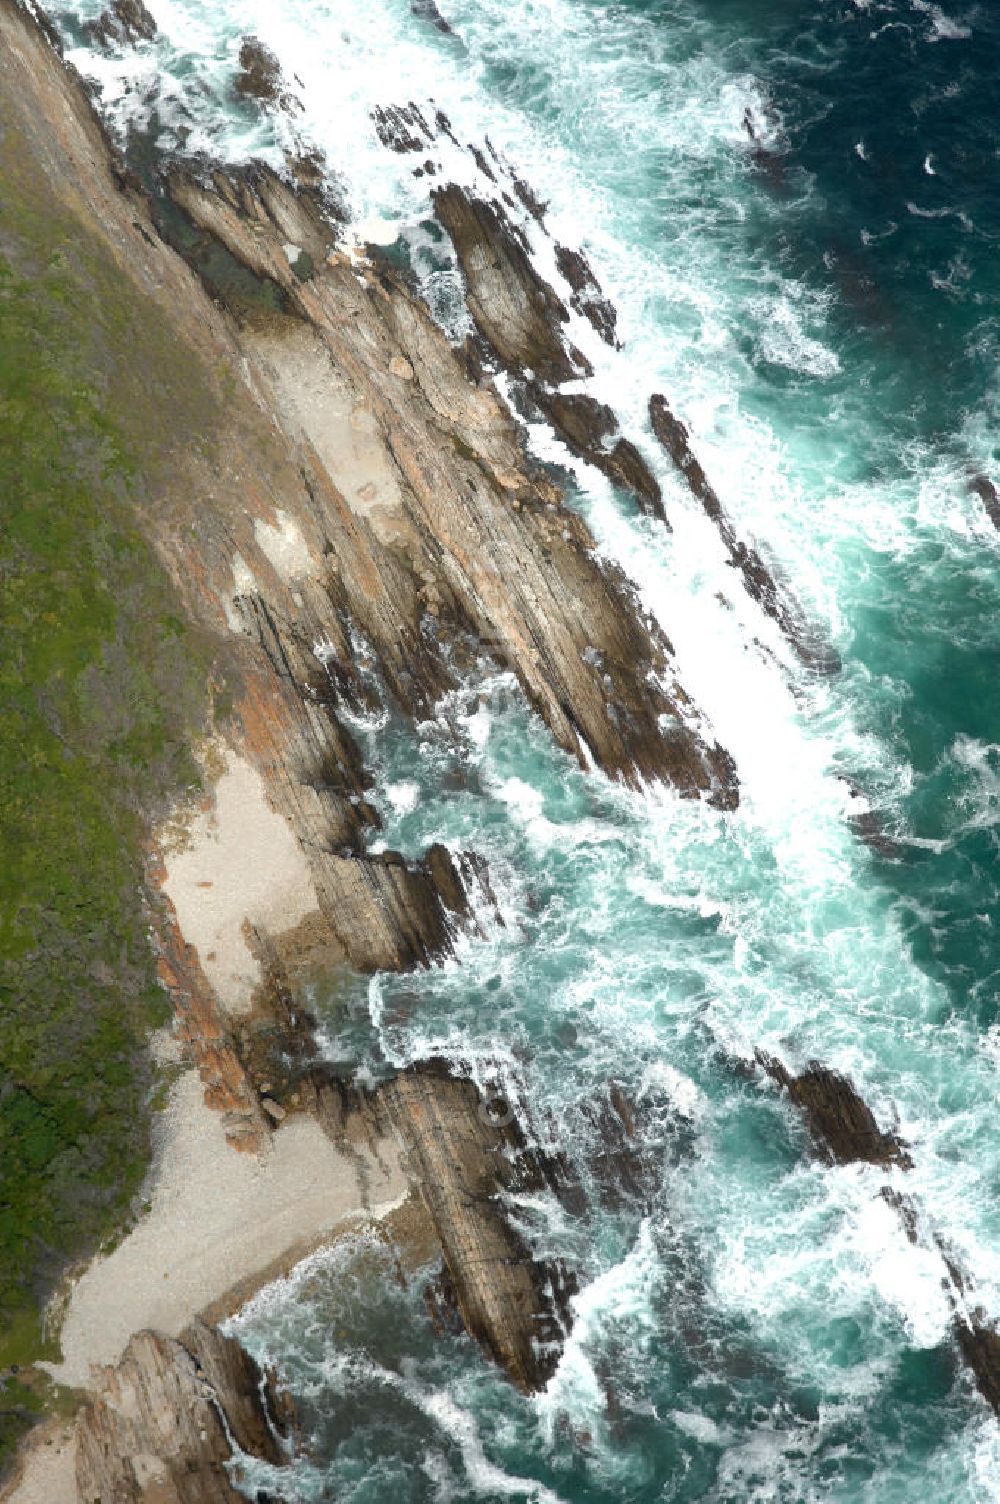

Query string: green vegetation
0 152 216 1462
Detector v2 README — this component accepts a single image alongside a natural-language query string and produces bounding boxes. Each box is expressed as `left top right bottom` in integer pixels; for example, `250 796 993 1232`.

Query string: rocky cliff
75 1321 292 1504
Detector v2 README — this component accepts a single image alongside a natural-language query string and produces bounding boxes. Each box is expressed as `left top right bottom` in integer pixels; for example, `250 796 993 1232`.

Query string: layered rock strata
379 1061 578 1392
74 1321 292 1504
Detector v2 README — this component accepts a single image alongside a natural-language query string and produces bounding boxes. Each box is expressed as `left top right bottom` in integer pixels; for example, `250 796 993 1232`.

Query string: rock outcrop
161 161 737 803
553 243 620 348
649 394 840 674
83 0 156 49
380 1061 578 1392
527 385 665 519
757 1052 912 1169
433 184 591 384
233 36 283 104
968 471 1000 530
75 1321 293 1504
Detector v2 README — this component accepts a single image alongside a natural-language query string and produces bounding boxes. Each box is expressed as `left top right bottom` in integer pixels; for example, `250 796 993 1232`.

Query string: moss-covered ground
0 123 218 1467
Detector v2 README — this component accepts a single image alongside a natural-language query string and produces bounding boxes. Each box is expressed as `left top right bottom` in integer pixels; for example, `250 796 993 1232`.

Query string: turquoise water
54 0 1000 1495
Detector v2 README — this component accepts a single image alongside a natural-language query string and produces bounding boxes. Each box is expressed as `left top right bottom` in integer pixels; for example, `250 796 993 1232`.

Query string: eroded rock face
649 394 840 674
75 1321 292 1504
528 385 664 520
380 1061 578 1392
162 162 738 804
83 0 156 49
757 1053 913 1169
433 185 590 384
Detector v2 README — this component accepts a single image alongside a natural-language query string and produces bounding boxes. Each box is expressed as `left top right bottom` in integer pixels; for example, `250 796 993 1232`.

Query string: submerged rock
75 1321 294 1503
757 1052 912 1169
411 0 453 35
649 394 840 674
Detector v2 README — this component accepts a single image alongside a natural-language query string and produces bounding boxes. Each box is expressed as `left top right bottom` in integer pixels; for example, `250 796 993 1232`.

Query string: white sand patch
161 750 319 1015
45 1069 407 1393
254 509 315 582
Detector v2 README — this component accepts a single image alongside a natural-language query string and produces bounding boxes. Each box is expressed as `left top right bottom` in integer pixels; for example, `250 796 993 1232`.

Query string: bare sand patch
161 750 320 1015
45 1069 406 1395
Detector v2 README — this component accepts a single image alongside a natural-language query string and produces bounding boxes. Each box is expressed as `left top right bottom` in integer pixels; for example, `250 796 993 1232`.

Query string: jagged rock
528 385 664 520
411 0 453 35
75 1322 293 1503
433 185 589 384
83 0 156 49
968 472 1000 530
554 243 620 347
758 1052 912 1169
379 1060 578 1391
163 163 738 803
649 394 840 674
584 1082 658 1211
372 102 435 154
234 35 282 104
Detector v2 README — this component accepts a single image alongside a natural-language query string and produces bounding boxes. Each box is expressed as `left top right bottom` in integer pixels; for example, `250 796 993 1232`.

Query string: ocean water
50 0 1000 1497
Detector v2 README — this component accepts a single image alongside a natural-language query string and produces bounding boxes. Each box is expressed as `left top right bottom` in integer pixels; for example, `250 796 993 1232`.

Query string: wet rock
554 243 620 348
411 0 453 32
372 101 435 154
433 184 589 384
584 1082 658 1211
757 1052 913 1169
75 1322 294 1503
234 35 282 104
968 472 1000 530
380 1060 578 1391
83 0 156 49
529 384 664 520
649 394 840 674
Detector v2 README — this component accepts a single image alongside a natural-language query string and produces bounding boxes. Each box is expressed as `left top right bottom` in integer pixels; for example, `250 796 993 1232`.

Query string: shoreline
2 1066 408 1504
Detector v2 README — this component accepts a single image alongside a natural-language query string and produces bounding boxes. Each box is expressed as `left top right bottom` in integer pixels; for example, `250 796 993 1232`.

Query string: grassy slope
0 107 218 1461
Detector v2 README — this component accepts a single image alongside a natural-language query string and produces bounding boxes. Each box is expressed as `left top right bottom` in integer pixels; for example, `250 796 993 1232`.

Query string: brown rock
758 1052 912 1169
529 385 664 520
554 243 620 348
75 1322 293 1504
83 0 156 49
380 1061 578 1391
433 184 589 384
234 35 282 103
968 472 1000 530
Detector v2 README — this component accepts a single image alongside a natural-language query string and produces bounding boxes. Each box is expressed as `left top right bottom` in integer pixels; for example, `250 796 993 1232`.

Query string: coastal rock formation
411 0 453 36
83 0 156 49
554 243 620 348
528 385 665 519
649 394 840 673
380 1061 578 1391
757 1052 913 1168
234 36 283 104
432 184 591 384
75 1321 292 1503
968 471 1000 530
162 161 738 802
